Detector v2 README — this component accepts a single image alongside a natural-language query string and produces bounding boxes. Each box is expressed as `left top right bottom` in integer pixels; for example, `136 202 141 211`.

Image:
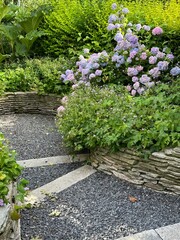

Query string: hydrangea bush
60 3 180 96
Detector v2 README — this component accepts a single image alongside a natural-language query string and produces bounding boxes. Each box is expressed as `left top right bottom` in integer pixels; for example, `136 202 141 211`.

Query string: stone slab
17 154 89 168
30 165 96 202
155 223 180 240
115 229 162 240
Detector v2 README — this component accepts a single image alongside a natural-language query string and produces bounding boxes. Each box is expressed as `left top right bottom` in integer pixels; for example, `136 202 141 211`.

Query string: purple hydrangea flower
131 89 136 96
130 50 137 58
151 47 159 55
57 106 65 114
122 8 129 14
136 24 142 31
156 51 165 59
114 32 123 42
126 85 132 91
132 76 138 82
127 67 138 76
137 87 145 95
149 67 161 78
166 54 174 60
95 70 102 76
108 14 118 23
111 3 117 10
107 23 116 31
143 25 151 31
140 74 151 83
133 81 140 90
0 199 4 207
149 56 157 64
152 26 163 35
89 73 96 79
170 66 180 76
136 65 143 72
140 52 147 60
83 48 89 54
157 61 169 71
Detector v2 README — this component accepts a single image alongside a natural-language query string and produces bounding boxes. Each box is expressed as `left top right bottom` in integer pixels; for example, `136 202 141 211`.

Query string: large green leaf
0 4 10 22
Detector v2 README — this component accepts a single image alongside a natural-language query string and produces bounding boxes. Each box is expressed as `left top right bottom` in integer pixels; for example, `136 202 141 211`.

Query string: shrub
38 0 115 57
0 132 28 205
60 3 180 96
1 56 74 94
57 81 180 153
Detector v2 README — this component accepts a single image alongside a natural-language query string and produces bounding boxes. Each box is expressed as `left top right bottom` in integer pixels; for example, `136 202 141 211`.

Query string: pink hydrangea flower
140 52 147 60
131 89 136 96
152 27 163 35
133 82 140 90
57 106 65 114
149 56 157 64
126 85 132 91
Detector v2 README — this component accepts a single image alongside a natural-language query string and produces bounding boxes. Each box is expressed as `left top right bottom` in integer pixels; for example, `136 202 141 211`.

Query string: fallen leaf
129 196 138 203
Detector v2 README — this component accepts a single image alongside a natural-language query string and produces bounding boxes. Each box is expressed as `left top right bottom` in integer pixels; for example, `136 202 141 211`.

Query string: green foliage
39 0 114 56
57 81 180 153
0 132 28 204
1 56 74 94
121 0 180 60
0 2 48 59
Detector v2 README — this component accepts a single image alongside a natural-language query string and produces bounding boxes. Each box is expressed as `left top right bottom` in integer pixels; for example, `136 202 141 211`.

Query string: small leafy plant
0 132 28 206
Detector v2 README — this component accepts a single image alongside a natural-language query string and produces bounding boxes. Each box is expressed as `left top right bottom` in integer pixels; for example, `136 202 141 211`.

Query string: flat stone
155 223 180 240
115 229 162 240
17 154 88 168
30 165 96 202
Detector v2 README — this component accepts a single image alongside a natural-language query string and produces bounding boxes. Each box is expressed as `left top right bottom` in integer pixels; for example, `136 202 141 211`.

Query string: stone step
115 222 180 240
17 154 89 168
28 165 96 203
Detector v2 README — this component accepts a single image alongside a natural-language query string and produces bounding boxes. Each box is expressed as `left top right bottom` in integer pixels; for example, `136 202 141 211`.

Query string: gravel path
0 114 69 160
1 113 179 239
21 162 84 190
21 171 180 240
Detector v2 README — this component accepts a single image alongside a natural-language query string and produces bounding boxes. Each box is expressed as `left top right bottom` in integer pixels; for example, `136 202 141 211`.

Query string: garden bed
90 147 180 194
0 92 62 115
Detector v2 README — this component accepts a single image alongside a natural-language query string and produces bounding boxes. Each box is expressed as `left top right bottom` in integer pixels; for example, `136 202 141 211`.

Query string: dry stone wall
90 147 180 194
0 184 20 240
0 92 62 115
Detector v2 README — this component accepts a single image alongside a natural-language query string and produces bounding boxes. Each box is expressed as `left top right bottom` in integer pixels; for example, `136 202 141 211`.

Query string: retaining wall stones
0 92 62 115
0 184 20 240
90 147 180 194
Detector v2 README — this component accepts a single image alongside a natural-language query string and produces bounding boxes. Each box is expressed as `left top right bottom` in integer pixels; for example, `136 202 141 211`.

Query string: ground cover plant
57 3 180 154
0 132 28 206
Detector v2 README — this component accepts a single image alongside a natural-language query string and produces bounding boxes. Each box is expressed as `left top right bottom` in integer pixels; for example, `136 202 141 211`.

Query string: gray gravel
21 172 180 240
21 162 84 190
0 114 69 160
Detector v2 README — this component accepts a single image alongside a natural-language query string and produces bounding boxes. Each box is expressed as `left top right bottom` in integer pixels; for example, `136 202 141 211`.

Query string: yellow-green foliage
121 0 180 32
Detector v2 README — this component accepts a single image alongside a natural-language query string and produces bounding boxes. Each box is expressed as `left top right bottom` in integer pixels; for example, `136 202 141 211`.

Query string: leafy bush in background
37 0 115 57
120 0 180 60
60 3 180 96
57 79 180 153
1 56 74 94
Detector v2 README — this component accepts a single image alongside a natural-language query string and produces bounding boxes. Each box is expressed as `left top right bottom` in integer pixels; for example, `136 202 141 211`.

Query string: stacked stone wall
91 147 180 194
0 92 62 115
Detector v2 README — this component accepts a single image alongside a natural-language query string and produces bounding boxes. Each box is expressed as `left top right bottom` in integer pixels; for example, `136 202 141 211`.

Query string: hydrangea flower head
152 26 163 35
57 106 65 114
143 25 151 31
111 3 117 10
149 67 161 78
151 47 159 55
107 23 116 31
108 14 118 23
170 66 180 76
95 70 102 76
83 48 89 54
149 56 157 64
157 61 169 71
122 8 129 14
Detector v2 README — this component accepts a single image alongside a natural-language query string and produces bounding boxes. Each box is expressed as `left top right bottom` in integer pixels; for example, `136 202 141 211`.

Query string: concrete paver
30 165 96 202
116 229 162 240
155 223 180 240
17 154 89 168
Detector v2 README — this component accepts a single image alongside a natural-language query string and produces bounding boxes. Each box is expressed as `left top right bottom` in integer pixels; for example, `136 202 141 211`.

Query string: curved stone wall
0 92 62 115
90 147 180 194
